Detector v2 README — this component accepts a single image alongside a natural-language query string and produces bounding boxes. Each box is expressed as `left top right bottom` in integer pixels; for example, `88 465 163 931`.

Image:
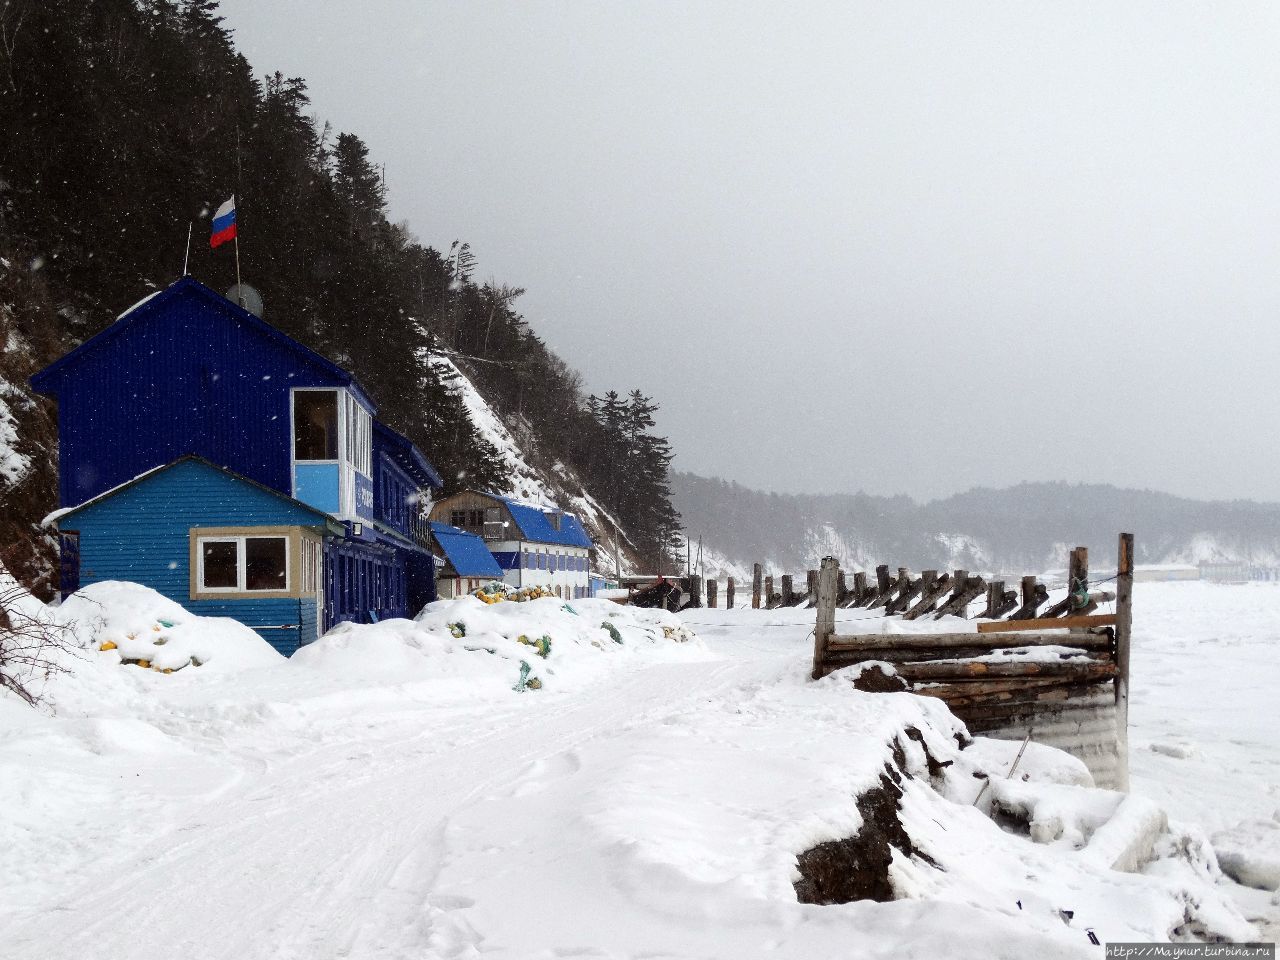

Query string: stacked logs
819 627 1118 734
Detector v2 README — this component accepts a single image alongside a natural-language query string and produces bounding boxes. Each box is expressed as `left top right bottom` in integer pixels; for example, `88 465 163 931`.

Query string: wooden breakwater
809 535 1134 791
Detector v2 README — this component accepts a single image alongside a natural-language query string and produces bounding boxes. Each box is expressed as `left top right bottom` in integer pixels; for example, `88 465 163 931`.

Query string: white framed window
299 537 322 595
197 536 290 593
346 393 372 477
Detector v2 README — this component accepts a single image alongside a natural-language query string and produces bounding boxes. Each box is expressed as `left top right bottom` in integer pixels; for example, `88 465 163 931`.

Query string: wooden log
764 575 775 609
781 574 794 607
752 563 762 610
811 557 839 681
807 570 819 603
992 585 1018 619
868 565 892 607
836 571 848 605
1115 532 1134 792
896 659 1117 682
726 577 735 609
902 572 953 620
926 681 1111 711
913 675 1107 700
822 646 1112 667
951 688 1111 724
934 576 985 619
977 613 1117 634
1009 577 1050 620
706 578 717 609
1068 546 1089 613
843 571 869 608
870 568 901 611
885 569 922 615
975 581 1000 620
688 575 702 608
826 630 1114 652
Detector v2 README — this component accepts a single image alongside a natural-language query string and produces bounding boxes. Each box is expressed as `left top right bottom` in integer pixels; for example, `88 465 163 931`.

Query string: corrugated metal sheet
972 689 1122 790
428 522 502 577
494 495 594 548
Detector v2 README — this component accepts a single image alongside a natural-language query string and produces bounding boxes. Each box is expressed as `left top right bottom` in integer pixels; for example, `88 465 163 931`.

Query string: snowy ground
0 580 1275 958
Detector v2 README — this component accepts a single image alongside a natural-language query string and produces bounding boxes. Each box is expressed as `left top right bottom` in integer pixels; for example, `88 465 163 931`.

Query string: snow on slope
427 353 636 567
0 580 1267 957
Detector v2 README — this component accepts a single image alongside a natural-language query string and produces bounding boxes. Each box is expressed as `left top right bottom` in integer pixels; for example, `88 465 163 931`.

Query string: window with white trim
346 393 372 477
198 536 289 592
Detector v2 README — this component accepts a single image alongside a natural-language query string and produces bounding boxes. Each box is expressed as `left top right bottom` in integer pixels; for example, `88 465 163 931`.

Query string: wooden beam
781 574 794 607
706 578 717 609
726 577 735 609
826 630 1113 651
934 575 985 619
811 557 839 681
751 563 762 610
764 574 774 609
823 646 1112 666
902 572 953 620
896 659 1117 682
977 613 1116 634
1115 532 1134 792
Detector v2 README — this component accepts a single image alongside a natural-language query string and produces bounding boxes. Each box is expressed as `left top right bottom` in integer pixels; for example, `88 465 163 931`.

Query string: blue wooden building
32 277 444 654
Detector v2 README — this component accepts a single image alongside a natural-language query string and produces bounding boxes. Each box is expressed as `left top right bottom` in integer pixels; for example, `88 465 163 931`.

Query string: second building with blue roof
428 490 593 599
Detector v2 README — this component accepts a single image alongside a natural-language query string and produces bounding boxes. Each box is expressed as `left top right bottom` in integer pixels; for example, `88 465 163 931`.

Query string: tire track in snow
3 659 746 960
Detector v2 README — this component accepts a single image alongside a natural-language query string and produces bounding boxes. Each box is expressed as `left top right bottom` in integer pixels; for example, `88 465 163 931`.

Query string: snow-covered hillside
427 353 637 573
1 577 1275 956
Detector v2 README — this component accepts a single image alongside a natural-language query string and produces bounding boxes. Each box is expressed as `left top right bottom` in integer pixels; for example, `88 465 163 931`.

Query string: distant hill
672 471 1280 577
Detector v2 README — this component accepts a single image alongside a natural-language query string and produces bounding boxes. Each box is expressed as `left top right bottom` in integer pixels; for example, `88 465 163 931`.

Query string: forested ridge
675 471 1280 574
0 0 680 595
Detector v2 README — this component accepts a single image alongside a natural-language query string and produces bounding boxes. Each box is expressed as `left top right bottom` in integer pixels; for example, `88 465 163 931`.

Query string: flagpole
234 126 243 305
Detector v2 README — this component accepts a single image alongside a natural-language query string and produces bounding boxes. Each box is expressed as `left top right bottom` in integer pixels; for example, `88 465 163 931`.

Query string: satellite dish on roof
226 283 265 319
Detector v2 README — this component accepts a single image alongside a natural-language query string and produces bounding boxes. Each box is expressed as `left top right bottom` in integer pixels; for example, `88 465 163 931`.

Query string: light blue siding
294 462 340 514
62 458 327 656
188 597 316 655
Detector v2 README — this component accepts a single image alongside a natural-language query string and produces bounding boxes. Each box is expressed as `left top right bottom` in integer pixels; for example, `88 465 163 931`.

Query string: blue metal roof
492 495 594 548
373 420 444 490
31 276 375 411
428 521 502 577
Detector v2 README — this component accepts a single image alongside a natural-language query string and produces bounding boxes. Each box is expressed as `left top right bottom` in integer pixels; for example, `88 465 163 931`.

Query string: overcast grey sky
218 1 1280 502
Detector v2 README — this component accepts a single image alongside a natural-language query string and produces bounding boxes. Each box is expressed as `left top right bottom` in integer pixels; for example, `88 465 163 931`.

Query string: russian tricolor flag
210 197 237 249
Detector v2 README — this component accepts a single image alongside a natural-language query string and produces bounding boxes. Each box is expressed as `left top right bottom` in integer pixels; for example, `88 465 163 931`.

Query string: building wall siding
61 459 328 655
44 283 362 508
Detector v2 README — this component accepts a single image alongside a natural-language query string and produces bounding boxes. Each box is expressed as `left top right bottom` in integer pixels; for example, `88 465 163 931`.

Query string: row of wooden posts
807 534 1135 790
697 550 1114 624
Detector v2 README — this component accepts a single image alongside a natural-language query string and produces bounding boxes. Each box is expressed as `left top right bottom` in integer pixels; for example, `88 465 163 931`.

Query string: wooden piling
752 563 762 610
811 557 839 680
707 578 717 609
837 571 848 604
1115 532 1134 792
726 577 735 609
688 575 702 609
764 575 774 609
781 575 794 606
852 572 868 606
